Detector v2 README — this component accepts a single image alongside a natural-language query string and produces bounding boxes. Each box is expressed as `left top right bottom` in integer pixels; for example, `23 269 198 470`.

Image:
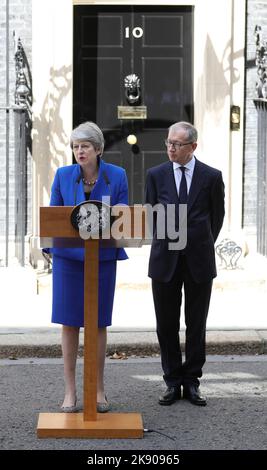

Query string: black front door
73 5 193 204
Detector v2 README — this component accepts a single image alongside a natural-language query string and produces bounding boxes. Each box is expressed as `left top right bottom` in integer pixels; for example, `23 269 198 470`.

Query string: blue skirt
52 256 117 328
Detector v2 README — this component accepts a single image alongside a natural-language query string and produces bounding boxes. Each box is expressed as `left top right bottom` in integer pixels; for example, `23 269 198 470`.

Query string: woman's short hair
70 121 105 155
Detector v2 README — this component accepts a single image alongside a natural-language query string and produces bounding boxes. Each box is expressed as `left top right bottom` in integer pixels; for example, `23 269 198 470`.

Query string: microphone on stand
74 173 82 205
103 171 111 207
103 171 111 192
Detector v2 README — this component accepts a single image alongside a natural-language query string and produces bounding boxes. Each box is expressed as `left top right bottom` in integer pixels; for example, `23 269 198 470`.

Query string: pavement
0 245 267 358
1 355 267 450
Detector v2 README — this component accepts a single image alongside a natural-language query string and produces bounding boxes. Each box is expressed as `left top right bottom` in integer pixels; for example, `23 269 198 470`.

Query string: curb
1 339 266 359
1 328 266 359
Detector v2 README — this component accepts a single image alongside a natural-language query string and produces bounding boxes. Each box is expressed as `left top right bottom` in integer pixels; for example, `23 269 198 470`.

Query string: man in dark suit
145 121 225 406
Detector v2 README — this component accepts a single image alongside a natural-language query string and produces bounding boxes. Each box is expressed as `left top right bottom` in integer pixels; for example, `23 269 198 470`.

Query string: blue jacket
49 159 129 262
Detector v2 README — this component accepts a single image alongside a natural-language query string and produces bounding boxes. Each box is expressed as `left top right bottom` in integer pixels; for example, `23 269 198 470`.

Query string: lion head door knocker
124 74 141 105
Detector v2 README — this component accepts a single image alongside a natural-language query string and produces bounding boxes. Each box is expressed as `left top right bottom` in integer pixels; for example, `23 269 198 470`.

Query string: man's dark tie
179 166 188 203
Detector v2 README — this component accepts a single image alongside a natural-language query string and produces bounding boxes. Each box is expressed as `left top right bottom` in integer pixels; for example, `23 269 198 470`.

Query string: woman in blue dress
49 121 128 413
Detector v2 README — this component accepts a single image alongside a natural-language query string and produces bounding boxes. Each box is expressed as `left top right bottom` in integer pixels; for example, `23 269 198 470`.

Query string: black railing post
14 37 31 266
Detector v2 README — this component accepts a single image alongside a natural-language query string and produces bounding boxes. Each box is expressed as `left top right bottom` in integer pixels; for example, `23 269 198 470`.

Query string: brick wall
244 0 267 233
0 0 32 263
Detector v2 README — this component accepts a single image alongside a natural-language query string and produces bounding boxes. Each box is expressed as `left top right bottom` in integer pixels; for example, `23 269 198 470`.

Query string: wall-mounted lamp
230 105 241 131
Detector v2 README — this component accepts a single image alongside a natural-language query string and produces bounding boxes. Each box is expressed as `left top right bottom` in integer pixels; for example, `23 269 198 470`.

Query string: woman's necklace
82 177 97 187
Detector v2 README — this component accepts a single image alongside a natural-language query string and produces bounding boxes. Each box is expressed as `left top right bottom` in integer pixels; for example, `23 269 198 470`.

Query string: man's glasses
164 139 194 150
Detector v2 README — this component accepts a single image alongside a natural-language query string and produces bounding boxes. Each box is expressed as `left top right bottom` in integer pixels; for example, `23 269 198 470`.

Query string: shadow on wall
33 65 71 206
195 35 242 152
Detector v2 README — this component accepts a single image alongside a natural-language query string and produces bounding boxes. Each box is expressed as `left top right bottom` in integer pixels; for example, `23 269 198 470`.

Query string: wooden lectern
37 205 149 439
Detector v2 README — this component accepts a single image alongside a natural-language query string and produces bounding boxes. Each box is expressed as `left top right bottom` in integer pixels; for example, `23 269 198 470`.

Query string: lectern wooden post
37 205 148 438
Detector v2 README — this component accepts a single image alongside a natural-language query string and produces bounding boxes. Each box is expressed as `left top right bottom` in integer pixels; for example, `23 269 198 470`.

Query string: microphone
103 171 111 193
103 171 111 207
103 171 110 187
74 173 82 205
76 173 82 184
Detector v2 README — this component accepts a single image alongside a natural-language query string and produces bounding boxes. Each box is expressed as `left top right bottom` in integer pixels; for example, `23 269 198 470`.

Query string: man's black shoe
183 385 207 406
158 386 181 406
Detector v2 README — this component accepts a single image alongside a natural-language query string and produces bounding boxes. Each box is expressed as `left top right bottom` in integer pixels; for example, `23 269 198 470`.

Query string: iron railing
1 36 31 267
